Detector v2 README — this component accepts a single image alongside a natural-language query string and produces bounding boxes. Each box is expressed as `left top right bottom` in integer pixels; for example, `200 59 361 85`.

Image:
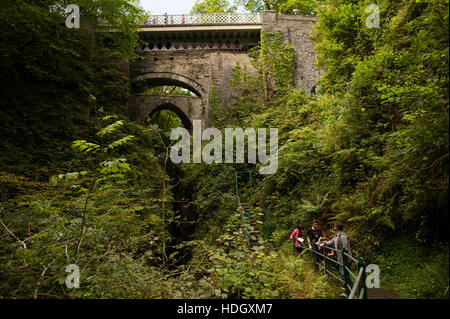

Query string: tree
235 0 318 14
0 0 144 177
279 0 318 15
234 0 283 12
191 0 237 14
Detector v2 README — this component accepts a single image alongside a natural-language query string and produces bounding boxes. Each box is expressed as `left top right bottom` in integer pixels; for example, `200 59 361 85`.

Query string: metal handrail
256 236 368 299
237 200 251 248
345 266 357 280
343 251 359 264
312 242 359 264
140 13 261 26
348 267 365 299
359 287 366 299
303 243 368 299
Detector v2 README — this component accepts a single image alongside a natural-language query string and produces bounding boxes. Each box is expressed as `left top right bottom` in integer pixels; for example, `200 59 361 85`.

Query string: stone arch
146 103 192 130
130 94 204 130
131 72 205 98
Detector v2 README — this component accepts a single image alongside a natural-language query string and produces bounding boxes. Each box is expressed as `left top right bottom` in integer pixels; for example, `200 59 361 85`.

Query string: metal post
342 248 352 295
248 171 252 221
358 258 368 299
249 171 253 202
235 171 239 206
312 244 318 273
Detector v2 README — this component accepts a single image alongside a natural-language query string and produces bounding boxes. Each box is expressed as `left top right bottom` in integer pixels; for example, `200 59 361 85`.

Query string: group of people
290 220 353 288
290 219 323 255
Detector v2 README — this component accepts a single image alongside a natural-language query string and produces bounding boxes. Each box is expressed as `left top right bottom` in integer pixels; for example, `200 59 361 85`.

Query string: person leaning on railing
307 219 323 271
319 220 353 288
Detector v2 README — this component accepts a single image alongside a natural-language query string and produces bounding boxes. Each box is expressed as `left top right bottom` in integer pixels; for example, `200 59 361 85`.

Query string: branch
0 218 27 249
406 153 449 172
34 259 56 299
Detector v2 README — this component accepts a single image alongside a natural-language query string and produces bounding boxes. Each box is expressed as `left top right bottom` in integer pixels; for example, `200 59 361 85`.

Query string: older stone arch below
130 71 209 129
145 102 193 131
128 49 257 130
130 94 204 130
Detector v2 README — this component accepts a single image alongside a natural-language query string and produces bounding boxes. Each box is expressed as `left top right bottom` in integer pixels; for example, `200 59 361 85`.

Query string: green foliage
0 175 163 298
279 0 318 15
252 31 295 99
1 0 448 300
191 0 237 14
206 211 335 298
188 0 448 299
0 0 143 178
229 30 295 113
374 236 449 299
235 0 282 12
143 86 196 97
209 84 227 126
0 112 184 298
234 0 317 14
166 209 337 298
147 110 184 134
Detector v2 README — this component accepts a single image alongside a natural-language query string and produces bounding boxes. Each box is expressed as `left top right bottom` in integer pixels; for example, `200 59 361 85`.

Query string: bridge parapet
140 13 261 27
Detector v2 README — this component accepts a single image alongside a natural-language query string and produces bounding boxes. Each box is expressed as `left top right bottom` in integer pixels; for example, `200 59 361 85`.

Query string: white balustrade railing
140 13 261 26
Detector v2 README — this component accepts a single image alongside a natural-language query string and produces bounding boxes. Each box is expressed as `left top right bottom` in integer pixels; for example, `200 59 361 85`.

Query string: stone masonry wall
261 11 320 93
130 49 255 126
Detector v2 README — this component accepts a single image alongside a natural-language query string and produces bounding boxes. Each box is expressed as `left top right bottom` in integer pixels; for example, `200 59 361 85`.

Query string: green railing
235 171 271 247
235 171 252 248
303 244 368 299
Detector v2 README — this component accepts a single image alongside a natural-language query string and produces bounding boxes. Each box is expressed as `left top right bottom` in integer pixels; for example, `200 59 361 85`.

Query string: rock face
129 11 320 128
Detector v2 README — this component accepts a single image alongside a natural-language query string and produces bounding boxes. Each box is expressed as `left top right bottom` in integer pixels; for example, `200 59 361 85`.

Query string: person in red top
290 224 305 256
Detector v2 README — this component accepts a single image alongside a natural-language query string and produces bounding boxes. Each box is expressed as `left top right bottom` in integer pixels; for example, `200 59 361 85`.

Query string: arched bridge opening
132 72 205 98
130 94 204 129
145 103 193 131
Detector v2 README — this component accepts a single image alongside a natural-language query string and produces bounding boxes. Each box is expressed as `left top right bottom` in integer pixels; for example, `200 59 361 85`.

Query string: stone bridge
128 11 319 129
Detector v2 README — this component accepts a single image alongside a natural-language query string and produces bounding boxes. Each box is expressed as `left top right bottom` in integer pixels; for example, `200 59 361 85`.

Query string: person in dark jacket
307 219 323 271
